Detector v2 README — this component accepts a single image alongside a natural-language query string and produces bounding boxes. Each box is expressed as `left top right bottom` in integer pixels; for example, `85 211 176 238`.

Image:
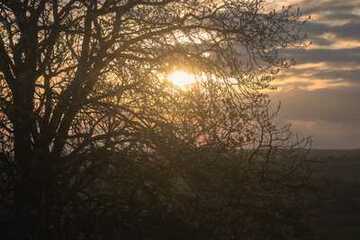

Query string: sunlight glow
168 70 196 87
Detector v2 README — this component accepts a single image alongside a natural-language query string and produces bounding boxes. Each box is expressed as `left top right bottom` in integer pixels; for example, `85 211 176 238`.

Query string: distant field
309 150 360 240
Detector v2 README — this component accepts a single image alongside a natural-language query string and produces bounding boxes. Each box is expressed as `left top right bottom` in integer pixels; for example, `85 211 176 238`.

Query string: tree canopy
0 1 314 239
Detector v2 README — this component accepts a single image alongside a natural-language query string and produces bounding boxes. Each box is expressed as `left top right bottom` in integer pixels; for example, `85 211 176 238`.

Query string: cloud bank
271 0 360 149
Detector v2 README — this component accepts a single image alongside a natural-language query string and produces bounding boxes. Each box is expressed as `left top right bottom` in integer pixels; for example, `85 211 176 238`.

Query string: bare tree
0 0 310 239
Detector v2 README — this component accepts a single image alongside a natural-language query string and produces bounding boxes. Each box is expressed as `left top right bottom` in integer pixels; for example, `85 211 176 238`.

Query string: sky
269 0 360 149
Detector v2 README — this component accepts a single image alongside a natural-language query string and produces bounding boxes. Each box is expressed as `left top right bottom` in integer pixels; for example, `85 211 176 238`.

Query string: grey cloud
335 20 360 40
283 47 360 64
271 87 360 123
305 19 360 42
270 87 360 148
290 120 360 149
279 64 360 85
273 0 360 148
299 0 359 19
311 68 360 83
304 20 360 42
290 0 360 46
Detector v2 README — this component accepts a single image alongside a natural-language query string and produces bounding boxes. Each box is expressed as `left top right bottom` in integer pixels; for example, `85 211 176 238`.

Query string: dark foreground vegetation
310 150 360 240
2 148 316 240
0 1 320 239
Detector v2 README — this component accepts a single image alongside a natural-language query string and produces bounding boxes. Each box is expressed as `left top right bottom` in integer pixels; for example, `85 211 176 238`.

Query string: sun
168 70 196 87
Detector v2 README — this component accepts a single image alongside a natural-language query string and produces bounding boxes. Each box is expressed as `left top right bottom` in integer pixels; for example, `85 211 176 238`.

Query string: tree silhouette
0 1 312 239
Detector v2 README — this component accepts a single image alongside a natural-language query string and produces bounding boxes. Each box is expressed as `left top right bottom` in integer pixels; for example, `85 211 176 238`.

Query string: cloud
278 0 360 88
270 86 360 149
288 119 360 149
271 0 360 148
272 87 360 123
284 47 360 64
301 0 360 20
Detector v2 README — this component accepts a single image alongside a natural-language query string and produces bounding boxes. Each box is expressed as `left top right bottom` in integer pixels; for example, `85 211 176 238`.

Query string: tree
0 0 311 239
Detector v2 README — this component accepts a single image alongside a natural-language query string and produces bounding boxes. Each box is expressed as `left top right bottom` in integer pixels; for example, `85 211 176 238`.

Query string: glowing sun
168 70 196 87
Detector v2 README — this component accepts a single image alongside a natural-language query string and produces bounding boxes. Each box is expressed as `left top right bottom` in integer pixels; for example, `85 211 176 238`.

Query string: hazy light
168 70 196 87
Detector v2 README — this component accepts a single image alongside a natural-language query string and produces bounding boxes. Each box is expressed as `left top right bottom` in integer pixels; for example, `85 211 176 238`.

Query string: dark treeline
0 1 317 239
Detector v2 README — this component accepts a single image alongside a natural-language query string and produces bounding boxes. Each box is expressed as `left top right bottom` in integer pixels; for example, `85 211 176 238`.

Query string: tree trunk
12 73 49 239
13 124 53 240
13 94 34 239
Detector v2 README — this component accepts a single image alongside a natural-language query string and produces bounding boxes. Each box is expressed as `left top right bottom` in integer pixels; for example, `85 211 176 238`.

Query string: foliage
0 0 314 239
